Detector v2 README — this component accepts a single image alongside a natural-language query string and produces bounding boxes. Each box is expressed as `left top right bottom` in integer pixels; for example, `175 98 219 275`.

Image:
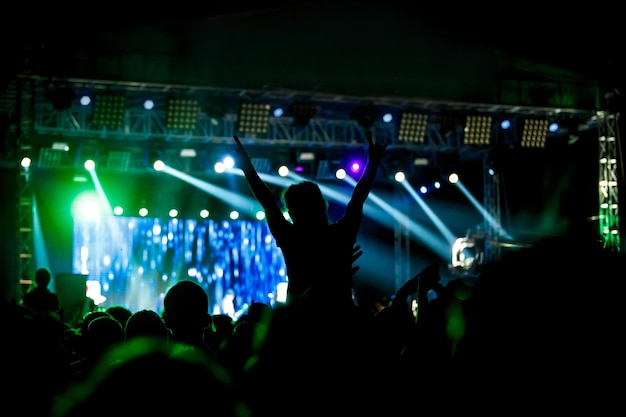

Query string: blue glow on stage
73 216 287 315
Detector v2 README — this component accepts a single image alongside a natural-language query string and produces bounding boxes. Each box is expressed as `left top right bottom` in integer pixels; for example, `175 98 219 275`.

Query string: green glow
71 190 102 219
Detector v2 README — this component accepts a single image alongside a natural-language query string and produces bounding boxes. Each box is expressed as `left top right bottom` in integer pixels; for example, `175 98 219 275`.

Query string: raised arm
231 136 284 222
350 129 387 205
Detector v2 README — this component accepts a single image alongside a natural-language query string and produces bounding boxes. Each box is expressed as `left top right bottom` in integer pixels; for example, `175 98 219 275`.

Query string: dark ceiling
1 1 623 95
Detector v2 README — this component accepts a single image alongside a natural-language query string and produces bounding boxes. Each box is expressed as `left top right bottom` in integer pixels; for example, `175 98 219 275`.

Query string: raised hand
231 135 254 171
364 129 387 163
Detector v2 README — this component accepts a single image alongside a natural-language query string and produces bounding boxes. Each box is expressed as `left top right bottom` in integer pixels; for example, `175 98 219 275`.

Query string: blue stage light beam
453 179 513 240
160 164 262 217
400 179 457 246
339 174 451 261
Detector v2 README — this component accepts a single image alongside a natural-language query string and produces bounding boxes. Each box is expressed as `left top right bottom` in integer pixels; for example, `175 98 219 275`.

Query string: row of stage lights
21 152 457 220
52 89 567 146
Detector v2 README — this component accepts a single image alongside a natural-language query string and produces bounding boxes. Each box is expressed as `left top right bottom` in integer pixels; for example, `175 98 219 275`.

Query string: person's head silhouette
282 181 329 226
34 267 52 289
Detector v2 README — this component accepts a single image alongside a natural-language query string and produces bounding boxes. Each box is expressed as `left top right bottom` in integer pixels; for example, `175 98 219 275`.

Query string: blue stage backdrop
73 216 287 315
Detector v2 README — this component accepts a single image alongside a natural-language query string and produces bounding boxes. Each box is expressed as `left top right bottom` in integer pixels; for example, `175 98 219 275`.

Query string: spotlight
238 102 271 134
84 159 96 171
398 112 428 143
106 151 131 171
153 160 165 171
92 93 126 128
278 165 289 177
521 118 548 148
144 99 155 110
350 104 379 129
49 86 77 111
464 115 492 146
290 102 318 127
394 171 406 182
167 98 200 130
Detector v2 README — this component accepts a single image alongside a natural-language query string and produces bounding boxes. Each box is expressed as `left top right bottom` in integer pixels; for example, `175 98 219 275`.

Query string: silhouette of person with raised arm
231 131 386 307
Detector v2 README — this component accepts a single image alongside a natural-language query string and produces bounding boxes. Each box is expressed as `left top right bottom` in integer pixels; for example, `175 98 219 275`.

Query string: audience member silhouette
105 305 132 331
52 338 246 417
124 308 169 343
68 313 124 384
4 300 72 417
231 132 386 307
9 216 623 417
162 280 215 357
22 267 60 319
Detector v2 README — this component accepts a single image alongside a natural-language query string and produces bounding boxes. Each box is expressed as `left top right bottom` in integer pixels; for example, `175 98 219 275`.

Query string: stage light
80 95 91 106
278 165 289 177
464 115 492 146
49 86 77 111
180 148 197 158
84 159 96 171
297 151 315 162
448 172 459 184
255 211 265 220
113 206 124 216
153 160 165 171
349 160 362 174
398 112 428 143
350 104 379 129
200 209 210 218
223 156 235 169
21 157 31 169
238 102 271 134
169 209 178 218
144 99 155 110
52 142 69 151
521 118 548 148
382 112 394 123
167 98 199 130
214 161 226 173
500 119 511 130
273 107 284 117
38 148 64 168
229 210 240 220
92 93 126 128
290 102 318 126
394 171 406 182
106 151 131 171
139 207 148 217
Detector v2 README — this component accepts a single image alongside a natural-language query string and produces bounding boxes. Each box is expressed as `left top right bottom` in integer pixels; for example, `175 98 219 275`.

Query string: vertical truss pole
16 76 35 300
483 149 501 264
597 110 621 251
394 184 410 292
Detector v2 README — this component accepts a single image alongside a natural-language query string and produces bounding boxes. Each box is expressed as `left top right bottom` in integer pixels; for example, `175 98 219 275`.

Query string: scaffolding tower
597 110 621 251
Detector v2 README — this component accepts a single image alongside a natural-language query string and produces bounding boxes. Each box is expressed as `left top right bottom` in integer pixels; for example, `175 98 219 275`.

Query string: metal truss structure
597 111 621 251
2 75 610 295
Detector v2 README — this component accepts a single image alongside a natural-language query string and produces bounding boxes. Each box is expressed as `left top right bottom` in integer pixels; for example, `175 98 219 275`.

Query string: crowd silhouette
4 136 624 417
